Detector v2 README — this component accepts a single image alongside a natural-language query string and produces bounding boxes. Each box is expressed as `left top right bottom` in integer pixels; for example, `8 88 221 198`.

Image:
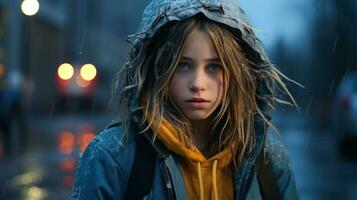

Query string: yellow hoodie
149 117 236 200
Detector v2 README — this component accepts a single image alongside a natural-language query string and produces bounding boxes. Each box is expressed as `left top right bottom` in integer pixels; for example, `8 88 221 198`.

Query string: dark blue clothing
71 121 299 199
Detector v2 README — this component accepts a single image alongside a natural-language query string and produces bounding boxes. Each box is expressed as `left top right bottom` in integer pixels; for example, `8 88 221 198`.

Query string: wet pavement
0 111 356 200
0 113 110 200
0 152 76 200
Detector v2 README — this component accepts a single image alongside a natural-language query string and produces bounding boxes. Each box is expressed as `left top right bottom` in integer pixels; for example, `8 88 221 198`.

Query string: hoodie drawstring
212 160 218 200
196 160 219 200
196 162 204 200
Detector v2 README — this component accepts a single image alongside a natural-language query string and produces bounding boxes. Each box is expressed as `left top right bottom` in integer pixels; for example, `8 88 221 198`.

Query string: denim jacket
71 117 299 199
72 0 300 199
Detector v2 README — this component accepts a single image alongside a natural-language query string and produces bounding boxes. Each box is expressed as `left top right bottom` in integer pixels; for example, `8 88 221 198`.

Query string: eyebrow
180 56 221 63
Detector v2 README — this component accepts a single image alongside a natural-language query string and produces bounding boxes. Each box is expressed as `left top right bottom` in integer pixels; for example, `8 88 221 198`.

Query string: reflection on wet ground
1 152 76 199
0 113 109 200
0 111 356 199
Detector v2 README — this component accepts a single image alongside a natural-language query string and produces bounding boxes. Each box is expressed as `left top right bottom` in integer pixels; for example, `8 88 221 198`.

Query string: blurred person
0 69 28 158
71 0 300 199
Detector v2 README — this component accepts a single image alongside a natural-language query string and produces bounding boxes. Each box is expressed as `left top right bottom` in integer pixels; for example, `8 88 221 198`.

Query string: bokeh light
78 132 95 152
62 176 74 187
59 158 76 172
80 64 97 81
0 63 4 78
57 63 74 80
21 0 40 16
58 132 75 154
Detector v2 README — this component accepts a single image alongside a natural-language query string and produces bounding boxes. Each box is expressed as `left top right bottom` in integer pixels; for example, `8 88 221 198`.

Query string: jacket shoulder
264 133 300 200
97 121 135 152
71 122 136 200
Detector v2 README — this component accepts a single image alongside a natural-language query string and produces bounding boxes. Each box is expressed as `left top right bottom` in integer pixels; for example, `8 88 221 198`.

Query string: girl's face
169 30 224 121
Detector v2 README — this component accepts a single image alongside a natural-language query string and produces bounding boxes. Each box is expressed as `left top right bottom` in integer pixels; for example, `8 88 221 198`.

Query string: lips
186 97 210 102
185 98 210 109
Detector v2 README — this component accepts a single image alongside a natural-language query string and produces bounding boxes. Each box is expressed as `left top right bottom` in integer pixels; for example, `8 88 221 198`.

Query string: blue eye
206 64 221 73
176 62 190 72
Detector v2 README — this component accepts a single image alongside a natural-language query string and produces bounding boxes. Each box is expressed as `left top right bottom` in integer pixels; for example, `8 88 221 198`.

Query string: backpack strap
124 131 157 199
108 118 281 199
257 145 283 200
106 119 157 199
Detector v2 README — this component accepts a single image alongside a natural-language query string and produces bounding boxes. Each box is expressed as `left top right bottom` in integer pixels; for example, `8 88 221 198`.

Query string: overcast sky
239 0 314 52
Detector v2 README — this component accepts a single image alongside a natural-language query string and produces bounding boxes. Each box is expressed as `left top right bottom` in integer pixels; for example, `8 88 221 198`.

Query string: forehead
181 30 218 59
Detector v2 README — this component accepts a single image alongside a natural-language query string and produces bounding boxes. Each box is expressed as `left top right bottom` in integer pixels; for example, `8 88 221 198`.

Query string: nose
189 69 206 92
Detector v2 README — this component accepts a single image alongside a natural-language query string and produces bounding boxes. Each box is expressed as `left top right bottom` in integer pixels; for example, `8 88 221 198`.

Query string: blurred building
0 0 149 114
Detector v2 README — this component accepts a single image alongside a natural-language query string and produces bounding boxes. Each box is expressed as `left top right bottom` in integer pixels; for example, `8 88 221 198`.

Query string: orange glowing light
62 176 74 187
78 132 95 152
0 64 4 78
58 132 75 154
59 158 76 172
76 75 90 88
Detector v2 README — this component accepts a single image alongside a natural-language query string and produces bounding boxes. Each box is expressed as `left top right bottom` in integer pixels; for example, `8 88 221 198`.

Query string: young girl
72 0 300 199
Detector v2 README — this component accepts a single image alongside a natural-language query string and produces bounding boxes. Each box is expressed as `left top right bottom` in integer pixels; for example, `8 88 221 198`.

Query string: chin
184 111 211 121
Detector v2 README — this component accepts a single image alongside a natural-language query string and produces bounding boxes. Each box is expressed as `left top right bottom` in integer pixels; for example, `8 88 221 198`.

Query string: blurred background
0 0 356 199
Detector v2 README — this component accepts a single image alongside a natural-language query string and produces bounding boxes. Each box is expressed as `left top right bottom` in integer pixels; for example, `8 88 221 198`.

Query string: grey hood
128 0 271 66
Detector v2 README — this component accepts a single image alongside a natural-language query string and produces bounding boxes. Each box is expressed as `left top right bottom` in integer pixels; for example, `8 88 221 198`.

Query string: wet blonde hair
113 14 299 165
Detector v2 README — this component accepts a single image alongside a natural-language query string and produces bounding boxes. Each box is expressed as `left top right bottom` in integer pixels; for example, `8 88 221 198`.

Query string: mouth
185 98 210 109
186 98 210 103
